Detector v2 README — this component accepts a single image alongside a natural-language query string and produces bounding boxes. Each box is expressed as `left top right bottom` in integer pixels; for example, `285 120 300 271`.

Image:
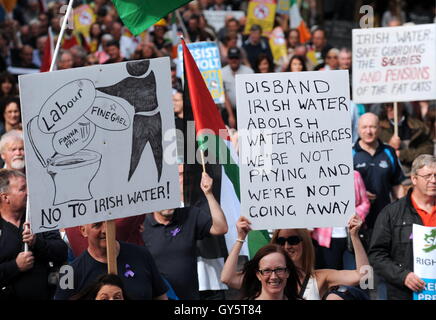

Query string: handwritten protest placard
19 57 180 233
178 41 224 104
352 24 436 104
413 224 436 300
236 70 355 230
203 10 245 33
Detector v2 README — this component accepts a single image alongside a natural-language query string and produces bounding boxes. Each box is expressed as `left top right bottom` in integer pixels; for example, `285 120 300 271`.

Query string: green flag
112 0 192 35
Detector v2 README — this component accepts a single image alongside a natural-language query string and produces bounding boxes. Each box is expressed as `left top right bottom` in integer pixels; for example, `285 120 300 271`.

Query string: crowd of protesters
0 0 435 301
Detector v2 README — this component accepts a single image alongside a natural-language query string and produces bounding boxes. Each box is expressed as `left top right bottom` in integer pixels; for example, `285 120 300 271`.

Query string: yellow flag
1 0 18 13
244 0 277 35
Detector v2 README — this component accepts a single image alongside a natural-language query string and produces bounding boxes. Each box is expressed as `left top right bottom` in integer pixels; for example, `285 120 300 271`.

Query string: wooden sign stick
393 101 399 137
200 149 206 173
106 220 118 275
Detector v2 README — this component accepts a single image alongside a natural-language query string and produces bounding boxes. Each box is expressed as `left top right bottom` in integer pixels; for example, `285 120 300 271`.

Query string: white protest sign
19 57 180 233
178 41 224 104
236 70 355 230
203 10 245 33
352 23 436 104
413 224 436 300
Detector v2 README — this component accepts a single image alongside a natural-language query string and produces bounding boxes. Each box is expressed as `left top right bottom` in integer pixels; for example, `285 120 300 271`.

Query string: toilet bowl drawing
27 116 102 205
47 150 101 205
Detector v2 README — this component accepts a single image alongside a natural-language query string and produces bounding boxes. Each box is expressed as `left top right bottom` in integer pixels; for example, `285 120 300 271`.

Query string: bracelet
236 239 245 243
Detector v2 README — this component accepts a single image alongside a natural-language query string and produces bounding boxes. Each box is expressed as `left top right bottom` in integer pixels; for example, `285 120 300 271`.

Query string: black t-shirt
54 241 167 300
142 205 212 300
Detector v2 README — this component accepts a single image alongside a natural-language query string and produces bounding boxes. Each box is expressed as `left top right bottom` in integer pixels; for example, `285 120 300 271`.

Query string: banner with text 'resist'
178 41 224 104
413 224 436 300
236 70 355 230
352 24 436 104
19 57 180 233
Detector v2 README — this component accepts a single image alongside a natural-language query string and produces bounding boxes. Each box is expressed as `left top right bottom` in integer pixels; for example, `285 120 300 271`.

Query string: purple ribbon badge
124 264 135 278
409 233 413 240
170 227 181 237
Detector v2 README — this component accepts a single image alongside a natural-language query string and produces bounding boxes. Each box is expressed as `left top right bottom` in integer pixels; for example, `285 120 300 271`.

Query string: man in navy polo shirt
142 172 228 300
353 113 406 300
353 113 406 239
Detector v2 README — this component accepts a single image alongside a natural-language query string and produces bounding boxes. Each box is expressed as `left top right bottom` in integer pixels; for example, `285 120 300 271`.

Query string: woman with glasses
221 214 369 299
239 244 301 300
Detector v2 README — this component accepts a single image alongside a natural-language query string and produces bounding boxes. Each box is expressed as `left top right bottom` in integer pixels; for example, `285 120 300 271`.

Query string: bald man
352 113 406 236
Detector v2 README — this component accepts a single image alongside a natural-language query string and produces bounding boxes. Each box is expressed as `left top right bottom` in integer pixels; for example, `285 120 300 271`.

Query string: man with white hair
0 130 25 172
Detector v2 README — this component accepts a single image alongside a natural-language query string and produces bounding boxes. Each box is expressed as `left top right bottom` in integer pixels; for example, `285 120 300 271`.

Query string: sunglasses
275 236 302 246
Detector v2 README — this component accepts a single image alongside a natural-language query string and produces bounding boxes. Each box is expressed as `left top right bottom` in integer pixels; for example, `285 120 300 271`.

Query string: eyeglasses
415 173 436 181
257 267 288 277
275 236 302 246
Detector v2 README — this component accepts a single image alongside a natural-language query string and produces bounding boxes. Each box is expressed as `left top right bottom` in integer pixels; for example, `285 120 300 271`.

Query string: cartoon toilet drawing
27 117 101 205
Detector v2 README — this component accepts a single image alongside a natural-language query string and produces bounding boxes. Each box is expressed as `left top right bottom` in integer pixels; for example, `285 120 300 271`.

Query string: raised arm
201 172 228 236
220 216 251 289
322 214 370 288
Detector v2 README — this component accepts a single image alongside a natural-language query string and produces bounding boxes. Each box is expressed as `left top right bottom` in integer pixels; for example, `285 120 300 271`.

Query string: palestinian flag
290 0 311 43
181 39 269 259
112 0 192 36
40 27 54 72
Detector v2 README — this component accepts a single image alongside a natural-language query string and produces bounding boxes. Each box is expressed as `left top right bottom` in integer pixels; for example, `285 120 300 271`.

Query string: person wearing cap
242 24 273 70
221 47 254 128
151 19 173 56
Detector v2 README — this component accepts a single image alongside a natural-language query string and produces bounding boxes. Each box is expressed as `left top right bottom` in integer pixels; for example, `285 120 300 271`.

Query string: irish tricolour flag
290 0 311 43
112 0 192 35
181 39 269 258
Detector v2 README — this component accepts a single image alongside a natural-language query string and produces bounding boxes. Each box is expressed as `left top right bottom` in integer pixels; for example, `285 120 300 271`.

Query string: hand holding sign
200 172 213 195
236 216 252 241
22 222 36 248
16 251 34 272
348 214 363 238
405 272 426 292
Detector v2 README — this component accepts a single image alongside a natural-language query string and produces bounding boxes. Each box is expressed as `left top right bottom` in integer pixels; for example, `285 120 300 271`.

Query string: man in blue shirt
353 113 406 237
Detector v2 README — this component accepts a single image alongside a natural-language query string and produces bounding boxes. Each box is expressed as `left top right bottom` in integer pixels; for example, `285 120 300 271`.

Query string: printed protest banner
203 10 245 33
276 0 290 15
244 0 277 35
413 224 436 300
73 4 96 42
269 26 287 66
352 24 436 104
19 57 180 233
178 41 224 104
236 70 355 230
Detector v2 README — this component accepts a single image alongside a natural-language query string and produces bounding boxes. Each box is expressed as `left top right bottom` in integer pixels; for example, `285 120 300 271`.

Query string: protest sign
413 224 436 300
73 4 96 42
352 24 436 104
269 26 287 65
203 10 245 33
236 70 354 230
19 57 180 233
244 0 277 35
178 41 224 104
276 0 290 15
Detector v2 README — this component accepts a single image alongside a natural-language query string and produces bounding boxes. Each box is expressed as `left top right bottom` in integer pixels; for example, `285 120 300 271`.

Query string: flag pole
50 0 74 72
175 9 189 41
24 198 30 252
106 220 118 275
200 149 206 173
393 101 398 137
